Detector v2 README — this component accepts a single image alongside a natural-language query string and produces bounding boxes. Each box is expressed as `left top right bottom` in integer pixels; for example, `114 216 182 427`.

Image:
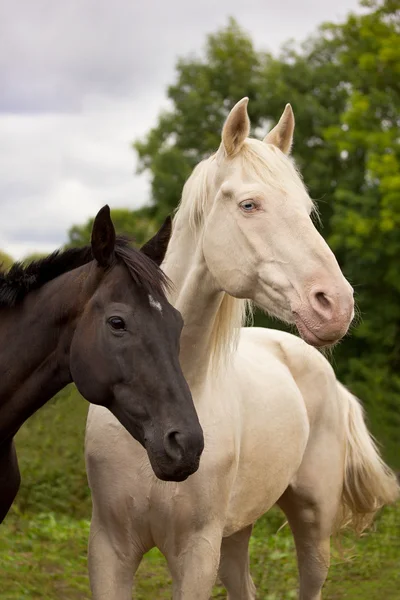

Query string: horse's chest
147 427 237 547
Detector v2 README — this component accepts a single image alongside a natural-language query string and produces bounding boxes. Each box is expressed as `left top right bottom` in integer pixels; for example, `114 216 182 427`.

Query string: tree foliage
0 250 13 271
320 0 400 455
67 206 158 248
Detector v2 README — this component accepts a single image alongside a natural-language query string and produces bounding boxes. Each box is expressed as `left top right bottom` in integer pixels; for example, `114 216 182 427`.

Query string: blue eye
239 200 257 212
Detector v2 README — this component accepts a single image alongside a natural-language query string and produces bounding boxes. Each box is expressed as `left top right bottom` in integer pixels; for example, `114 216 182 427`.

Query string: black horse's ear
140 216 172 266
91 205 116 267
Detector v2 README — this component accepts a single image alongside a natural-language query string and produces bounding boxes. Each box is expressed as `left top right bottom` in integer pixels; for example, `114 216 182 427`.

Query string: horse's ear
140 216 172 266
91 205 116 267
221 97 250 157
263 104 295 155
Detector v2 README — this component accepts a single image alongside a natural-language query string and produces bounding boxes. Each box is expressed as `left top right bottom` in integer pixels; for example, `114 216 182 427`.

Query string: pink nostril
311 290 334 319
315 292 330 310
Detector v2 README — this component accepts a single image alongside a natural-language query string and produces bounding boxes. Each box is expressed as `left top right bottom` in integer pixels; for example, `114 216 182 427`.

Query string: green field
1 386 399 599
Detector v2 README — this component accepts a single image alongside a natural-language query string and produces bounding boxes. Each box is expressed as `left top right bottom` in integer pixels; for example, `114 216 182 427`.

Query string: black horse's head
70 207 204 481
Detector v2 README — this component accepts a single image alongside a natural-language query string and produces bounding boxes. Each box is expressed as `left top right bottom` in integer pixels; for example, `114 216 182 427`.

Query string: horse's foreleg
218 524 256 599
0 439 21 523
88 509 143 600
168 525 223 600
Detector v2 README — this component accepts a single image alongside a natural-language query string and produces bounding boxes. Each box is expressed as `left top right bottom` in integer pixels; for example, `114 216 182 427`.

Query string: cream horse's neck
163 220 225 390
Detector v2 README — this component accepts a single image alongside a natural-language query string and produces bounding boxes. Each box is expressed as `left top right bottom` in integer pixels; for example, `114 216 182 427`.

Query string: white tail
337 383 399 533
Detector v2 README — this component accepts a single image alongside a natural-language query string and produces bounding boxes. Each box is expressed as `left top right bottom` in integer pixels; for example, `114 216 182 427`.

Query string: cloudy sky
1 0 362 259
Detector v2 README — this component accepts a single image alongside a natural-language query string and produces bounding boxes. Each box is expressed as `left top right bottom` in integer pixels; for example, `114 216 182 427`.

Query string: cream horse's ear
263 104 295 155
221 97 250 157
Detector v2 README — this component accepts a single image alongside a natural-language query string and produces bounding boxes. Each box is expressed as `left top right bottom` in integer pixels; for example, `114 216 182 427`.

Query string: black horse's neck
0 264 90 443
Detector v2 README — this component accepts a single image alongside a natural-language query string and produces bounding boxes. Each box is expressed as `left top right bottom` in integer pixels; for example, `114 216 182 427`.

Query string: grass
1 386 399 599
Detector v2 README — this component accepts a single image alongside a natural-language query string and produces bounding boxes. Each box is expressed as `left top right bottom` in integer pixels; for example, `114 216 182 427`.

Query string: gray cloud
0 0 362 113
0 0 361 258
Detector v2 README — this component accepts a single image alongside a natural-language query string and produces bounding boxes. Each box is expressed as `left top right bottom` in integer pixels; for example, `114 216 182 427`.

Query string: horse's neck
0 269 86 442
163 224 225 390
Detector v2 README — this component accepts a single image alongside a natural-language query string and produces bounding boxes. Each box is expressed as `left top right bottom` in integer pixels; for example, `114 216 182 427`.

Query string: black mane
0 238 168 309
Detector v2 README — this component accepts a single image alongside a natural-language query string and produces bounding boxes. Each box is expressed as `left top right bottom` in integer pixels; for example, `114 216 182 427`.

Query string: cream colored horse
85 99 399 599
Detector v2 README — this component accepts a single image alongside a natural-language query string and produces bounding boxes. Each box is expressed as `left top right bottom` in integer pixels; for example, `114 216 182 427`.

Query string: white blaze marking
149 294 162 313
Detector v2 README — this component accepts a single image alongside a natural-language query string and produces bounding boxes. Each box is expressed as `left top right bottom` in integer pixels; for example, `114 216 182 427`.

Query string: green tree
320 0 400 456
0 250 13 271
67 206 158 248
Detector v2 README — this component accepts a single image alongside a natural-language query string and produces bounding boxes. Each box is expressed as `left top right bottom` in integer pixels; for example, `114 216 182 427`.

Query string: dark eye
108 316 126 331
239 199 258 212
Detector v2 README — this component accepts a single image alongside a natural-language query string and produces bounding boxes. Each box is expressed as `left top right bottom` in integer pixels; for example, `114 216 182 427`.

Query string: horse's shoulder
239 326 335 381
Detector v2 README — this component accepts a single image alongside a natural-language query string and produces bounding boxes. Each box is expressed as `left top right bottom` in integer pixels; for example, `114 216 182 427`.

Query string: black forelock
113 237 170 299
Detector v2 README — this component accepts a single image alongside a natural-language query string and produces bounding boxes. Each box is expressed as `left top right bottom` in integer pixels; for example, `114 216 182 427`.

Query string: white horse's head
185 98 354 347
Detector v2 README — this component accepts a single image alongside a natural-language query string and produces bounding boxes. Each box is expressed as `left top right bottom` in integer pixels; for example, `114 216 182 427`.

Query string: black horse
0 206 203 523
